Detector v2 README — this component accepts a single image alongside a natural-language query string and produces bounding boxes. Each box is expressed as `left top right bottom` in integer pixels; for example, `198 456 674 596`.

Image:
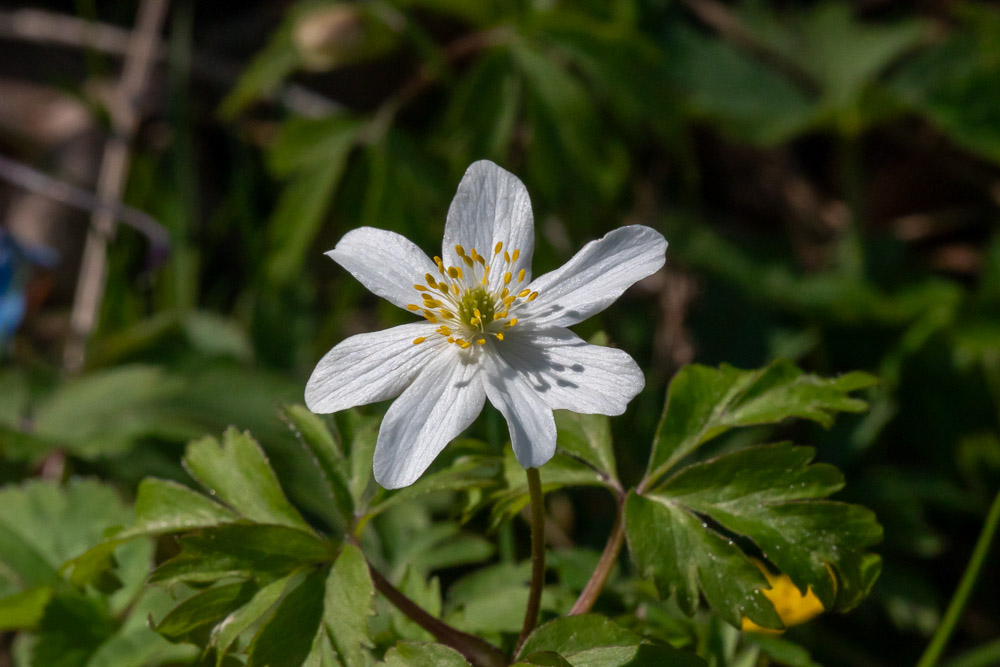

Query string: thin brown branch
569 491 626 615
63 0 169 372
366 561 508 667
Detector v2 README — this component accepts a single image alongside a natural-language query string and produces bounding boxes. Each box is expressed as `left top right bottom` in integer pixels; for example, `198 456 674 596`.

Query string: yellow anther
440 311 455 319
459 340 471 349
476 337 487 345
463 255 475 268
448 266 461 279
451 284 460 296
447 337 455 343
498 310 508 319
469 248 479 262
504 296 515 306
414 284 428 291
439 284 450 295
518 269 526 282
504 250 511 263
413 337 426 344
508 318 518 327
474 308 482 318
476 255 486 266
470 317 480 326
512 249 520 262
496 332 504 341
424 312 438 323
495 241 503 254
501 288 510 298
434 256 445 275
484 265 491 274
439 326 451 335
455 244 466 257
528 291 539 301
504 272 512 285
407 304 420 311
425 274 438 287
481 277 488 286
518 289 531 298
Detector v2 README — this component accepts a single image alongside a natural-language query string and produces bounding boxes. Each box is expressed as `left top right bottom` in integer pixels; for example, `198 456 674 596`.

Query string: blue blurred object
0 228 57 343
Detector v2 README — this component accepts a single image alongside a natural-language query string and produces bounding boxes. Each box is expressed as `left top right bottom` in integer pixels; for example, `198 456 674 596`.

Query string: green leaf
0 479 134 590
154 581 258 645
889 6 1000 164
664 26 816 145
518 615 705 666
489 445 615 529
322 544 374 666
150 524 334 586
382 641 470 667
268 116 363 177
646 361 876 487
628 443 882 628
219 13 300 118
132 478 239 535
0 587 54 631
32 594 116 667
554 411 616 481
210 575 296 666
248 567 329 667
367 454 502 520
183 427 312 531
281 405 353 524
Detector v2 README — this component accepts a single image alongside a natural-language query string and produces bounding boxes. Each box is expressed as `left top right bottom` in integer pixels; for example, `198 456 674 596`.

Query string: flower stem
366 561 508 667
916 488 1000 667
517 467 546 651
570 490 626 615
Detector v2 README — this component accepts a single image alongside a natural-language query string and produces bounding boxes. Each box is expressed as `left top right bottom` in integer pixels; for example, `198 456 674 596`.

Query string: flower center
406 242 539 349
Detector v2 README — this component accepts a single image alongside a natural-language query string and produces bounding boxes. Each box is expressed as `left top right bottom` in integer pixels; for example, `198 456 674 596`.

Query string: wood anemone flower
305 160 667 489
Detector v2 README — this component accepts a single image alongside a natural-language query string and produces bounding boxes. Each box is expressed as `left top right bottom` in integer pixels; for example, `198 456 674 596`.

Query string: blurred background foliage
1 0 999 665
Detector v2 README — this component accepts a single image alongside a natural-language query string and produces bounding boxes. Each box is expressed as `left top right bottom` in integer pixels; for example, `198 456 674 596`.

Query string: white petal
326 227 438 311
519 225 666 327
482 348 557 469
305 322 443 413
492 327 645 415
374 349 485 489
442 161 535 290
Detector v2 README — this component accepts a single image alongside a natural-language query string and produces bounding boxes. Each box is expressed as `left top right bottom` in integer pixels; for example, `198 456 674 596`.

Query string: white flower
305 160 667 489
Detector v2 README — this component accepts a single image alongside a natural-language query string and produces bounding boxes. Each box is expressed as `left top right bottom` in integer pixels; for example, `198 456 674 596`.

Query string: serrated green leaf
629 443 882 628
150 524 334 586
518 615 705 666
382 641 470 667
210 575 296 666
323 544 374 666
281 405 353 525
646 361 876 486
516 651 572 667
66 480 238 588
183 428 311 531
154 581 257 645
554 411 616 481
248 567 329 667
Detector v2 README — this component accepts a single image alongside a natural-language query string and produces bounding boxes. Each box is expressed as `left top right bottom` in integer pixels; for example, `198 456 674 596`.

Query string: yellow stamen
508 318 518 327
469 248 479 262
518 269 526 282
455 244 466 257
496 332 504 341
413 337 426 344
448 266 461 279
504 250 511 263
512 249 520 262
463 255 475 268
414 284 427 291
451 284 460 296
407 304 420 311
476 337 486 345
504 272 512 285
528 291 538 301
518 289 530 298
501 288 510 298
494 241 503 254
425 274 438 287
